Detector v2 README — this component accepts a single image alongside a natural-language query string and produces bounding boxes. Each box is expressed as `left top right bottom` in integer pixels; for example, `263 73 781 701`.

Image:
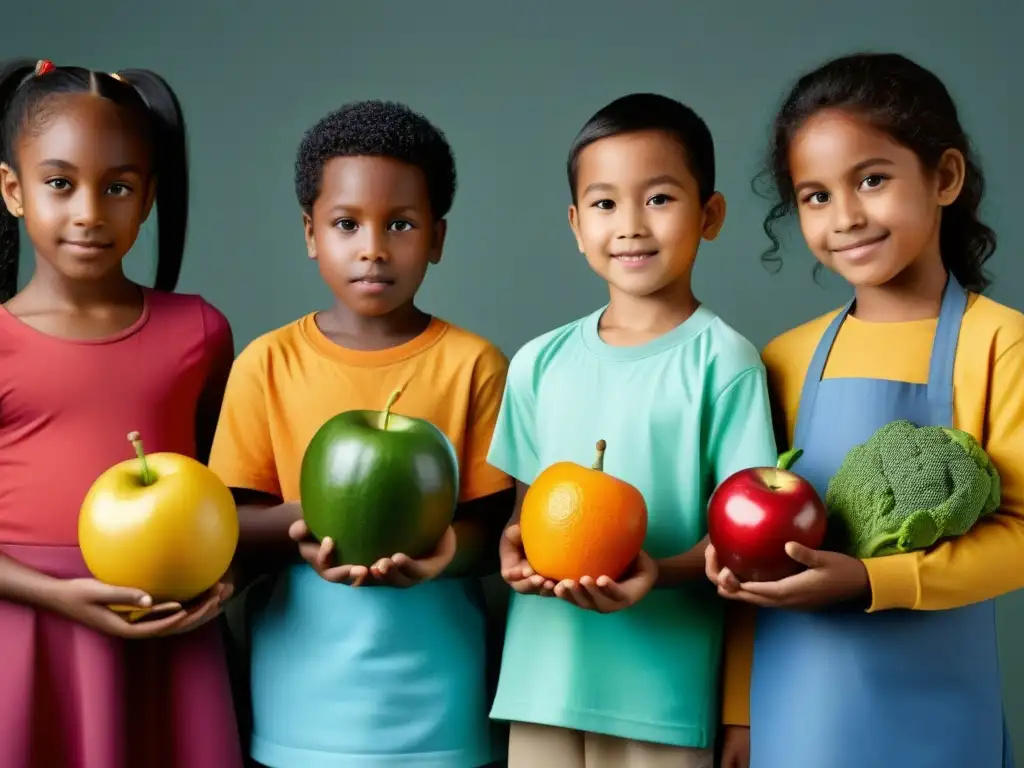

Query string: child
707 52 1024 768
488 93 778 768
207 100 515 768
0 59 241 767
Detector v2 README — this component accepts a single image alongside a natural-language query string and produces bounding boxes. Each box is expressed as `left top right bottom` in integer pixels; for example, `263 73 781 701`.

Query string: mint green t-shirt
486 304 778 749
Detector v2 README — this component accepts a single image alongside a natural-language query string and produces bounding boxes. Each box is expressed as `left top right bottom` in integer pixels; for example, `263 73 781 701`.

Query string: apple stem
127 431 153 486
592 439 607 471
382 386 403 431
777 448 803 472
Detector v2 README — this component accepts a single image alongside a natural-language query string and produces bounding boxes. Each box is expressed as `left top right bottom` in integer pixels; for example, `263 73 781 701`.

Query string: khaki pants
508 722 714 768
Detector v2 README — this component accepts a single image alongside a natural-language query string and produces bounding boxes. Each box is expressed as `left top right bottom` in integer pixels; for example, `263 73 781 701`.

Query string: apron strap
793 299 854 448
926 272 969 428
793 272 969 445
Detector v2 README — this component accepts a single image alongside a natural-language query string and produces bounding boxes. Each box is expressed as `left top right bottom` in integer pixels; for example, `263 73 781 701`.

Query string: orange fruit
520 440 648 582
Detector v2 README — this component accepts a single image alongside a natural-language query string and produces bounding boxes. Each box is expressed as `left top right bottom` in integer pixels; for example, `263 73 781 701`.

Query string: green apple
299 386 459 567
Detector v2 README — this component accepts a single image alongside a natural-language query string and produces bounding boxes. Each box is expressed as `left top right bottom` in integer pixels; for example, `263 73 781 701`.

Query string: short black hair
567 93 716 205
0 59 189 302
758 52 995 293
294 100 457 220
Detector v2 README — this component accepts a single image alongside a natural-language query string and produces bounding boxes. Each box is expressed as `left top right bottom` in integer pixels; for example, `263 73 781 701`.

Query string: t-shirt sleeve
207 341 281 499
706 366 780 485
199 299 234 366
864 338 1024 611
705 364 778 728
486 342 542 485
460 346 514 502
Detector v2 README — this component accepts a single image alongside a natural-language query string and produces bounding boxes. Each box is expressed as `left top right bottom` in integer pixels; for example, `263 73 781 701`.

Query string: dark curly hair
0 59 189 302
294 100 456 221
757 52 996 293
567 93 716 206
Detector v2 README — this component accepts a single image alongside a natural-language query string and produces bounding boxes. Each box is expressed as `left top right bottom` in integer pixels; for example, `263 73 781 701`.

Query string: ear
700 192 727 241
428 218 447 265
568 204 585 253
0 162 24 217
935 148 966 207
302 211 317 260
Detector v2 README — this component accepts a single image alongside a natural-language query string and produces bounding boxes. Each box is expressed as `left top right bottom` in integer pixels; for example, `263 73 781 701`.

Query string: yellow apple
78 431 239 604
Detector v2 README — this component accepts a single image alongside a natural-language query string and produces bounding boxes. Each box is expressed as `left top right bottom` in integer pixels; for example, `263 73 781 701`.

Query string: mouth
830 234 889 260
611 249 658 266
62 240 114 252
350 276 395 294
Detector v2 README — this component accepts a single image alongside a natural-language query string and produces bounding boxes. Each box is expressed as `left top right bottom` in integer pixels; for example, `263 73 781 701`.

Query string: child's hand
499 523 556 596
48 578 223 639
552 551 658 614
368 525 457 587
288 519 369 586
720 725 750 768
705 541 869 610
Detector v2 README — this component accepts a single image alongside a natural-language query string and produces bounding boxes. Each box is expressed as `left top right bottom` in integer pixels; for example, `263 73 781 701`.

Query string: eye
647 193 673 206
334 218 358 231
591 199 615 211
388 220 414 232
860 174 888 190
107 182 132 196
46 178 71 191
803 191 830 206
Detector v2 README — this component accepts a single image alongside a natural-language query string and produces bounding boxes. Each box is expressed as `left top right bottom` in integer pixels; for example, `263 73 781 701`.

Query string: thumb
288 519 310 541
89 581 153 608
785 541 822 567
504 524 522 545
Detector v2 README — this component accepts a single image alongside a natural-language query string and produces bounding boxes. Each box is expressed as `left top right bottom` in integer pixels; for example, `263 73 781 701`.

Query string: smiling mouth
612 250 658 263
831 234 889 254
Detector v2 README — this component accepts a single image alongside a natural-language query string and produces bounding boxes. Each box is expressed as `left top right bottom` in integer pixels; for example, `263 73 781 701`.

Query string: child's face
303 156 444 318
568 129 724 299
0 94 155 284
788 108 963 289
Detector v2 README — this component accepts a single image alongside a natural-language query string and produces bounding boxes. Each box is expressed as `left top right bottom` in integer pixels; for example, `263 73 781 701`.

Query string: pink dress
0 288 244 768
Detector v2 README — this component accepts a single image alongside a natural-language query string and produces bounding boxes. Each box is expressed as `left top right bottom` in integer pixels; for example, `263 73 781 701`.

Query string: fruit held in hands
299 385 458 567
520 440 647 582
78 432 239 603
706 449 827 582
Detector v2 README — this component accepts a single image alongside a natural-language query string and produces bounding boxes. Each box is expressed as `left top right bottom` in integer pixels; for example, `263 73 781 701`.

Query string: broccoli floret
824 420 1001 559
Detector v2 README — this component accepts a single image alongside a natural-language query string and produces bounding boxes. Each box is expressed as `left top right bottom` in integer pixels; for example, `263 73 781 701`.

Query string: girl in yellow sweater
708 52 1024 768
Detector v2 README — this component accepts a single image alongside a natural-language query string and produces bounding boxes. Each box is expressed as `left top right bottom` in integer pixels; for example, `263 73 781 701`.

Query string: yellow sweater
722 292 1024 726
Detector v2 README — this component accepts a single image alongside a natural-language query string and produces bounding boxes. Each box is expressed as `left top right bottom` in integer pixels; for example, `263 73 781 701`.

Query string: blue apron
750 274 1014 768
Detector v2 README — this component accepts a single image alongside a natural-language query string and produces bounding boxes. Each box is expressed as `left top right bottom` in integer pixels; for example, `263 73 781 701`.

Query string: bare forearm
233 496 303 584
446 488 515 578
0 552 61 609
655 537 710 587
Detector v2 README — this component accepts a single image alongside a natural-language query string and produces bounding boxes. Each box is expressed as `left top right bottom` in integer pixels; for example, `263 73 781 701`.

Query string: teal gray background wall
10 0 1022 741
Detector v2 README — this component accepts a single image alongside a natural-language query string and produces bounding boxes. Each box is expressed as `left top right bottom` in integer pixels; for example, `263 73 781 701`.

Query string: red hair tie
34 60 55 75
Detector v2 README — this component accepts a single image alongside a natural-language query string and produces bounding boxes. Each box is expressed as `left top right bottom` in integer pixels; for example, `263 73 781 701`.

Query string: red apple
707 449 827 583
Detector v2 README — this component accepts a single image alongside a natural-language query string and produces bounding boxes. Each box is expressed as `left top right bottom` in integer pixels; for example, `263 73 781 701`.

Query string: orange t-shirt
208 313 512 507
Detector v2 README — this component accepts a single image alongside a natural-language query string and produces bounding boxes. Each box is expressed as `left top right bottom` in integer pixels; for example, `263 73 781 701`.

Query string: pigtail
116 69 189 293
0 59 36 303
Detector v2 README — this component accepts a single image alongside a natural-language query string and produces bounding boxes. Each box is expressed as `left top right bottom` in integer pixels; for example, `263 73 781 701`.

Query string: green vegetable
825 420 1000 558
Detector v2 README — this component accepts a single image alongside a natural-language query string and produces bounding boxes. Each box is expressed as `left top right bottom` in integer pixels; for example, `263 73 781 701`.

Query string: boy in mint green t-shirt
487 94 777 768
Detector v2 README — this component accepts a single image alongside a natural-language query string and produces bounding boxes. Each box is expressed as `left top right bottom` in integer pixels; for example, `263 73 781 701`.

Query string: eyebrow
38 159 143 175
794 157 895 193
325 203 423 216
582 174 685 198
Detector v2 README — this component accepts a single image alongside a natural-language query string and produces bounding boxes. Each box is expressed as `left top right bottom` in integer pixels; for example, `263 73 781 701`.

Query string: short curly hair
294 100 457 220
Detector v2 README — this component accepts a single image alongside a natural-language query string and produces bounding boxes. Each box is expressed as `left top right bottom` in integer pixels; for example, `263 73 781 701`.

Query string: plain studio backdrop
10 0 1023 745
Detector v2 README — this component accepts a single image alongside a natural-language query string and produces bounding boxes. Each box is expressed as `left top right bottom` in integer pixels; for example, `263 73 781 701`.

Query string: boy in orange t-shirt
208 100 513 768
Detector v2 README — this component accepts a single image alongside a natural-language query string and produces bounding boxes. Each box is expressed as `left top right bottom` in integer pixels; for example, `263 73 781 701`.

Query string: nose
358 226 390 262
830 191 867 233
615 202 649 239
71 188 104 229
